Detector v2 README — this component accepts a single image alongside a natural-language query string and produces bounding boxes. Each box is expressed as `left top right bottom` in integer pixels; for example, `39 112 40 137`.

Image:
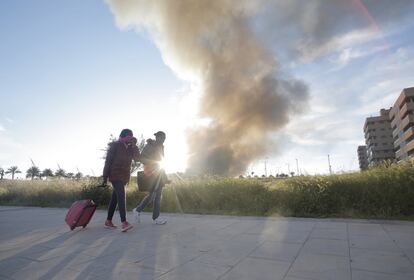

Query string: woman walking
103 129 140 232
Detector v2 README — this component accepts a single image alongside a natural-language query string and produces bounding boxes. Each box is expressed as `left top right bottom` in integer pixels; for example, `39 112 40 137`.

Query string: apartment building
389 87 414 161
357 145 368 170
363 108 395 165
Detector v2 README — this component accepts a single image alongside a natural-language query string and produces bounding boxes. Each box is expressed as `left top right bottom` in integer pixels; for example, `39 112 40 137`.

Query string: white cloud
334 45 388 67
299 28 380 62
272 42 414 174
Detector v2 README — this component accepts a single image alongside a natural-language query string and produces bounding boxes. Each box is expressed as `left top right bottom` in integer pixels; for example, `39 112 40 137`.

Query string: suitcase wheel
70 226 75 231
82 225 86 228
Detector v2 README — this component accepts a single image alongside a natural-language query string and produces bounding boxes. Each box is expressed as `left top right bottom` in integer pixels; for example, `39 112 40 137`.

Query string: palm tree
55 168 66 179
0 168 4 180
41 168 54 179
6 166 21 180
26 166 41 180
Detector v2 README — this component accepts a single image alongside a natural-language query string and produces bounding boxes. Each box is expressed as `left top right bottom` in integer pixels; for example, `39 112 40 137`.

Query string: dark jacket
140 139 167 189
103 141 140 184
140 139 164 166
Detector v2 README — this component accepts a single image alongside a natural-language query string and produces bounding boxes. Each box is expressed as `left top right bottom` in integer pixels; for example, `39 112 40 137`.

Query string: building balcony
393 127 399 138
396 148 404 160
394 141 400 150
401 114 414 131
395 141 414 160
392 114 413 137
391 113 399 128
405 138 414 154
399 126 414 144
400 102 414 120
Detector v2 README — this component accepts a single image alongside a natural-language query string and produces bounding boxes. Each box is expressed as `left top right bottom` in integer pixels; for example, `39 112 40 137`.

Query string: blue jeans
107 181 127 222
135 186 163 220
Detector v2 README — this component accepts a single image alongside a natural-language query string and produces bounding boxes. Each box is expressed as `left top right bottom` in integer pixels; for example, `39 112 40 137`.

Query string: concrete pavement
0 206 414 280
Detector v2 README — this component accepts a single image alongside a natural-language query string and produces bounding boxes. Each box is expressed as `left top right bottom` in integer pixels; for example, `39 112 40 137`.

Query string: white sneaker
153 218 167 225
132 208 141 223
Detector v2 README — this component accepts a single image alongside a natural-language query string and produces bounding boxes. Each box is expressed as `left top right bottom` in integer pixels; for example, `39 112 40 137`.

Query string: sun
159 138 188 174
159 155 187 174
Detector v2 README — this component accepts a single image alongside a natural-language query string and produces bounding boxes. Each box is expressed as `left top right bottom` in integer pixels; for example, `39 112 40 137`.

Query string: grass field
1 161 414 220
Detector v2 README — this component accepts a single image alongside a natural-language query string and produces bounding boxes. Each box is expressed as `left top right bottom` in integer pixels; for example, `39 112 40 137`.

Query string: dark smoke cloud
107 0 309 175
107 0 413 175
109 0 352 175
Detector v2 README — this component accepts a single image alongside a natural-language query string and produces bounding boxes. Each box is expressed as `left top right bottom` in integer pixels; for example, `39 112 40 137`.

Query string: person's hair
119 129 133 138
154 131 166 138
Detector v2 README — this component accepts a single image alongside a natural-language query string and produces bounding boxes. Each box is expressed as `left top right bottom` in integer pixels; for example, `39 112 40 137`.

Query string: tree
102 134 117 159
131 136 146 174
0 168 4 180
66 172 74 179
26 166 41 180
41 168 54 179
75 172 83 180
6 166 21 180
55 168 66 179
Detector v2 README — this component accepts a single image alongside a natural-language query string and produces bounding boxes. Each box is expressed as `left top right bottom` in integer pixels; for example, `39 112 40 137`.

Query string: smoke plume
107 0 309 175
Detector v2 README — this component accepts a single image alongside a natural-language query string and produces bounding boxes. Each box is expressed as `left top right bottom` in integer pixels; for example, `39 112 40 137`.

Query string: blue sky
0 0 188 176
1 0 414 177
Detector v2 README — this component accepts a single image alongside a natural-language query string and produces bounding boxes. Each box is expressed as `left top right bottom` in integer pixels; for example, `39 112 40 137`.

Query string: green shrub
79 179 112 207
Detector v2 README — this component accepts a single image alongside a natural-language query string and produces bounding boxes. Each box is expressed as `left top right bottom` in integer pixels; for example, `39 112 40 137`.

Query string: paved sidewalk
0 206 414 280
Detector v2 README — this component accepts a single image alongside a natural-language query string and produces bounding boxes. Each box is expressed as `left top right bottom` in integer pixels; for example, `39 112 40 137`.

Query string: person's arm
128 137 141 162
139 144 152 165
132 144 140 162
102 143 116 184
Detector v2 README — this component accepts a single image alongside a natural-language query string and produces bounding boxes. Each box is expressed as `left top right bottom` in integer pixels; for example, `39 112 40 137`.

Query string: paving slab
1 206 414 280
310 227 348 240
352 269 414 280
220 257 291 280
249 241 302 262
286 252 351 280
350 247 414 275
301 238 349 257
157 261 229 280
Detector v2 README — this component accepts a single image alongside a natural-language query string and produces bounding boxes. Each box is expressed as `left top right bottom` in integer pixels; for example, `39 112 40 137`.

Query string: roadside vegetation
1 161 413 220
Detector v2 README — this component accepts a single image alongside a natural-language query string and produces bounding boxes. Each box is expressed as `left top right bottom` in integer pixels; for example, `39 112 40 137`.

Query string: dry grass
1 161 414 220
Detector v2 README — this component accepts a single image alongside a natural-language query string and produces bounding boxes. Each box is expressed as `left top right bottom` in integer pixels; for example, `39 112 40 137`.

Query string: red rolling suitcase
65 199 97 230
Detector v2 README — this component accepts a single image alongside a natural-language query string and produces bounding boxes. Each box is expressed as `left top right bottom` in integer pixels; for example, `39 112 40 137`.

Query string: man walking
133 131 168 225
